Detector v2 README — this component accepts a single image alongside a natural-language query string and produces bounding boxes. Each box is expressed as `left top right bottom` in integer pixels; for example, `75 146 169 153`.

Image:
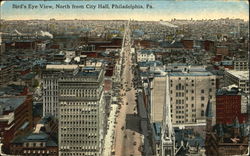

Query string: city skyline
0 1 249 21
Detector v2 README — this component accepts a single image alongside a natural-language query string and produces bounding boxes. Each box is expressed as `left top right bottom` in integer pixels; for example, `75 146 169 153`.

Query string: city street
114 21 142 156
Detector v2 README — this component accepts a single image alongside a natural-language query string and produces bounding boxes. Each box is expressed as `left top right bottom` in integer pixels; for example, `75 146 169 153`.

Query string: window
201 110 204 116
201 96 205 101
201 89 204 93
191 97 194 100
201 103 204 107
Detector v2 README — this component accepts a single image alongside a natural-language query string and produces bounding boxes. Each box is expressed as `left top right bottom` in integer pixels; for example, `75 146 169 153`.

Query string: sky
0 1 249 21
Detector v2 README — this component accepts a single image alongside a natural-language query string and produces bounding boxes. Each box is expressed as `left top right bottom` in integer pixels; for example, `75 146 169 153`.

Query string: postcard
0 0 249 156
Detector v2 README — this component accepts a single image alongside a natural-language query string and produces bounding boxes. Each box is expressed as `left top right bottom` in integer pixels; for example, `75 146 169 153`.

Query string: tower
161 74 175 156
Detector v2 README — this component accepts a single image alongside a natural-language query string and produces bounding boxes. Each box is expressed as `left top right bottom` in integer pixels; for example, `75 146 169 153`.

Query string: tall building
58 63 106 156
168 67 216 125
216 87 247 124
42 65 79 118
224 70 249 93
0 95 33 154
150 76 167 123
149 66 216 125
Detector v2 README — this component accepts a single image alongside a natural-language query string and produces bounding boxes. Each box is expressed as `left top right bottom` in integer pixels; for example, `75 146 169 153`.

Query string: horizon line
1 18 249 22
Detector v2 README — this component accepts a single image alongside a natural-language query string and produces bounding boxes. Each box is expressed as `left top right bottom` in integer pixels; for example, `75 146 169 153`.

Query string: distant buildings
224 70 249 93
137 49 156 62
58 63 106 156
0 65 14 86
216 46 229 56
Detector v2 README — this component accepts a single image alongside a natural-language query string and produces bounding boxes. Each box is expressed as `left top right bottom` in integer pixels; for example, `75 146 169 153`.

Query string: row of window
61 134 97 137
60 121 97 125
60 115 97 118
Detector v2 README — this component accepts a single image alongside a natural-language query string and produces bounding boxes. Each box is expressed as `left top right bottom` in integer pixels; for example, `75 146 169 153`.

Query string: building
0 95 33 153
0 65 14 86
216 86 247 124
137 49 155 62
10 116 58 155
205 104 249 156
42 65 79 118
150 76 167 123
168 67 216 125
224 70 249 93
58 63 106 156
216 46 229 56
234 60 249 71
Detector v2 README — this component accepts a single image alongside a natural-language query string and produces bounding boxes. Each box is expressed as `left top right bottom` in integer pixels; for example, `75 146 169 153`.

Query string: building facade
150 76 167 123
0 95 33 154
137 50 155 62
42 65 79 118
169 70 216 125
58 64 106 156
216 87 247 124
234 60 248 71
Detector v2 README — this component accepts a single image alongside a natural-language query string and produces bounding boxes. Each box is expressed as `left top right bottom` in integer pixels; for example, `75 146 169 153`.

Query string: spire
205 99 213 118
233 116 240 129
218 124 224 137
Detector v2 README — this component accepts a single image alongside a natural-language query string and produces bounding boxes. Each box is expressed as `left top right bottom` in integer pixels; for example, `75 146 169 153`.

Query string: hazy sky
0 1 249 21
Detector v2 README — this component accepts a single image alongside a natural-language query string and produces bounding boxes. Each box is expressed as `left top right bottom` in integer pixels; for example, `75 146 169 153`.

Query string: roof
169 72 213 77
20 72 36 80
226 70 249 80
138 61 163 67
0 96 27 113
11 131 58 147
46 64 79 70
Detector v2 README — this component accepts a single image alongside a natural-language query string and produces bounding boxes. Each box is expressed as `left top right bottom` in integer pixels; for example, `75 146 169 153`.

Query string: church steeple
205 99 213 118
206 99 213 132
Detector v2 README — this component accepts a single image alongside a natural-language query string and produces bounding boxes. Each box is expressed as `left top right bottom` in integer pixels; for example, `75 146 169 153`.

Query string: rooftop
169 72 213 77
46 64 79 70
226 70 249 80
0 96 27 114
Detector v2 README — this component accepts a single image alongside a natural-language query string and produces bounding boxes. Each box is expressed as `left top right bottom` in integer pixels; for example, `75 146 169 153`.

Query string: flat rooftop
226 70 249 80
0 96 26 113
46 64 79 70
169 72 213 77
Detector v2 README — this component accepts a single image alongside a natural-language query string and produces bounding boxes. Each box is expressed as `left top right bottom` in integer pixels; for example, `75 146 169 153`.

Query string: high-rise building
168 67 216 125
58 63 106 156
150 76 167 123
216 87 247 124
149 66 216 125
42 65 79 118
